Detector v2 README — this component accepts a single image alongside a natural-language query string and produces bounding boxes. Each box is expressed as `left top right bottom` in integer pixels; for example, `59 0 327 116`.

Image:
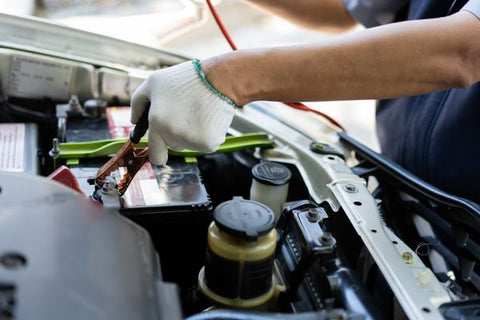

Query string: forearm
203 11 479 105
246 0 357 32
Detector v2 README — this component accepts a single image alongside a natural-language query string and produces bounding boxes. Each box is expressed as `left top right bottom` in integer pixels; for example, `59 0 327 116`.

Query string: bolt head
320 232 333 244
308 208 319 218
343 184 358 193
402 252 414 264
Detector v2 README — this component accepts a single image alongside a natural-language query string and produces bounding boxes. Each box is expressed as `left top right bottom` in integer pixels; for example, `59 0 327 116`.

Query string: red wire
205 0 237 51
283 102 346 132
205 0 346 132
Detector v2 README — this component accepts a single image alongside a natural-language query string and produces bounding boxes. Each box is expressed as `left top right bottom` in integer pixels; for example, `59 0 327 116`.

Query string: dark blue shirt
343 0 480 203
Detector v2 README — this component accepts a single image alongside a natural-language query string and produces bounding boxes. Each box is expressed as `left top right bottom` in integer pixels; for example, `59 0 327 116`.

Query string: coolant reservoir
249 162 291 222
198 197 277 309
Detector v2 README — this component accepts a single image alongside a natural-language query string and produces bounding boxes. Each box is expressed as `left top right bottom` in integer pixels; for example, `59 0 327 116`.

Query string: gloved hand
130 59 238 165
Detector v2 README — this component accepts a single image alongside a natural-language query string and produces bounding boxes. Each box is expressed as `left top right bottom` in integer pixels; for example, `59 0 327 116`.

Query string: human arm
245 0 357 32
203 10 480 105
131 7 480 165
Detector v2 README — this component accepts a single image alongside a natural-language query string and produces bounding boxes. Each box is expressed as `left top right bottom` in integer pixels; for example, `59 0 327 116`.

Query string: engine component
91 159 213 291
0 171 181 320
0 123 38 174
83 99 108 117
56 95 85 142
249 161 291 222
198 197 282 309
185 309 349 320
276 200 381 318
57 105 214 290
276 201 335 306
47 165 86 195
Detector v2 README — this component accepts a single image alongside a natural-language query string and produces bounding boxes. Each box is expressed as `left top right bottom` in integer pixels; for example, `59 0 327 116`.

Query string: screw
310 142 327 152
68 95 82 113
447 270 456 281
343 184 358 193
101 176 117 194
308 208 319 220
49 138 60 158
402 252 414 264
320 232 333 245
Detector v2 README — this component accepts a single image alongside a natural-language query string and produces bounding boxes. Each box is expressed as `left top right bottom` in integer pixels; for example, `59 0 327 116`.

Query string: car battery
0 123 39 174
66 107 213 289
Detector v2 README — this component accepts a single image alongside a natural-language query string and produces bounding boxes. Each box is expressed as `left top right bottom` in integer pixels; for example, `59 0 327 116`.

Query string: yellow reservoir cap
207 222 277 262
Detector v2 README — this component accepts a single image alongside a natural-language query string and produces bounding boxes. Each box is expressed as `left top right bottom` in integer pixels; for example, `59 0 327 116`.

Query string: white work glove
130 59 238 165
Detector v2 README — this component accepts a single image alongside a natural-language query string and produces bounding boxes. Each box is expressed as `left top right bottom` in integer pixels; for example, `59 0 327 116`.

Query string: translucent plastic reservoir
249 162 291 222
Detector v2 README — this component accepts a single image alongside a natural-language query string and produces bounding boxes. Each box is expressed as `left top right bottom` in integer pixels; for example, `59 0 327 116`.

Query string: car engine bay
1 13 480 320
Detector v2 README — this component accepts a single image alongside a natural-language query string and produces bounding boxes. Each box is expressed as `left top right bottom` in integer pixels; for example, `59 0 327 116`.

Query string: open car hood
1 12 480 320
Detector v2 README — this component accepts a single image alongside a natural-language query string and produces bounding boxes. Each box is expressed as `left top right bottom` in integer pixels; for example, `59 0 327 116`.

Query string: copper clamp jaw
94 104 150 197
94 141 149 196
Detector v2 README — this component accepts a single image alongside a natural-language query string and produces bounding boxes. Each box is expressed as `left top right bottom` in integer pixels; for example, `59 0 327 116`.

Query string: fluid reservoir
249 162 291 222
198 197 277 309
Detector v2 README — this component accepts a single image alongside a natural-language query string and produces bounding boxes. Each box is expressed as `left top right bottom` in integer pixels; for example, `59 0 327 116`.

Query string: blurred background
0 0 379 151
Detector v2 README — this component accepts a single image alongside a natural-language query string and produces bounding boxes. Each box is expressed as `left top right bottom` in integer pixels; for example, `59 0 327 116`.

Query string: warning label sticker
0 124 25 172
9 56 72 100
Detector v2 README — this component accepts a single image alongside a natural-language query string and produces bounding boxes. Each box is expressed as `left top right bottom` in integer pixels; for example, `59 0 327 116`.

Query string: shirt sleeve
462 0 480 19
342 0 409 28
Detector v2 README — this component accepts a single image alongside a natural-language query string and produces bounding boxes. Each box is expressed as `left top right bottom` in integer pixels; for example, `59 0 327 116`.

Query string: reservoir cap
252 162 291 186
214 197 275 241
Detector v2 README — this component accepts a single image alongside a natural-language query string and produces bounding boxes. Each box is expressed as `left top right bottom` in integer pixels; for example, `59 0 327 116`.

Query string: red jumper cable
205 0 346 132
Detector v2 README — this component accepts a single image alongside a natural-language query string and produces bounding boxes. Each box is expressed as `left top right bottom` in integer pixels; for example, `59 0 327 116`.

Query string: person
131 0 480 203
